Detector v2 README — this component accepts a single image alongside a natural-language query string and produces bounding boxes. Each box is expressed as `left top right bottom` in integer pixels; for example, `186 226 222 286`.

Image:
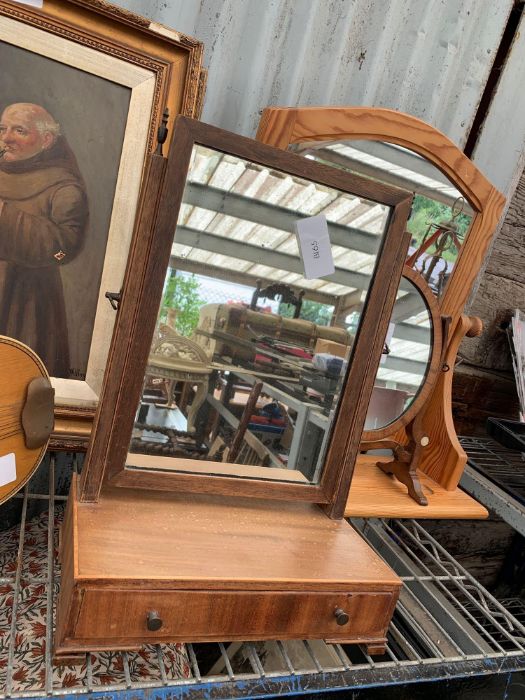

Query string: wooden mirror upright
79 115 415 518
54 115 417 660
256 106 506 517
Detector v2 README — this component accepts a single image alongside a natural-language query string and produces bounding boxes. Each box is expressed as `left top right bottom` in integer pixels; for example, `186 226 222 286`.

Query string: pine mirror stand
256 106 506 520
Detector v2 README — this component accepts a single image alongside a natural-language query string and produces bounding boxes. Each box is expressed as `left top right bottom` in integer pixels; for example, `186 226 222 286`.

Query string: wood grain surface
0 336 50 505
55 474 402 655
73 588 394 643
74 479 400 588
346 455 488 519
419 316 481 490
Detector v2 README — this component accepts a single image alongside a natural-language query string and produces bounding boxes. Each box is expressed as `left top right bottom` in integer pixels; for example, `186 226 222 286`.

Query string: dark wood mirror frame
256 106 506 498
78 116 413 519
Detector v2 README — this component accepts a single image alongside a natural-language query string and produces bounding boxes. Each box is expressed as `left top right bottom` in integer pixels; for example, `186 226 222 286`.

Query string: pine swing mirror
256 106 505 509
78 115 414 518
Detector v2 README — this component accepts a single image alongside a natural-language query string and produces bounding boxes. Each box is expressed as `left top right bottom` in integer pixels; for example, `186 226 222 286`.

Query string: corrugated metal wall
118 0 512 150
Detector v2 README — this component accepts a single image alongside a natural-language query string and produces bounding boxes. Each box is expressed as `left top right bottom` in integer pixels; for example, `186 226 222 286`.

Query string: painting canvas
0 42 130 380
0 0 204 444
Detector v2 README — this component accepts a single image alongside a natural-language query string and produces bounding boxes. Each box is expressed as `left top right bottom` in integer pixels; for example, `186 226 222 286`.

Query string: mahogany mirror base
54 475 401 661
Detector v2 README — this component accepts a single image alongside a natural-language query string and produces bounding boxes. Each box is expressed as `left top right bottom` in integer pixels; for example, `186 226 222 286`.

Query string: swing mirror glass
126 141 402 486
364 274 432 431
297 140 474 298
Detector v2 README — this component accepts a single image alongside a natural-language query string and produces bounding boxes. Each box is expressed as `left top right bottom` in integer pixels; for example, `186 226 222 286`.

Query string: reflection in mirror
364 276 432 430
297 140 473 297
127 144 396 485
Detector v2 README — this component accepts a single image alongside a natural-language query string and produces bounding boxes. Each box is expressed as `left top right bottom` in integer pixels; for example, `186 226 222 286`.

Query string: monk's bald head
0 103 60 162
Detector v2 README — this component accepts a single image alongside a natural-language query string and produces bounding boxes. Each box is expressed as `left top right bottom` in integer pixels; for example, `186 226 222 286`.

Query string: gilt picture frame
0 0 204 450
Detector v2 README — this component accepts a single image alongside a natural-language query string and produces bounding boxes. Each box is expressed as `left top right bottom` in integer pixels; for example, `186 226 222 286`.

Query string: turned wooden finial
467 316 483 338
156 107 169 155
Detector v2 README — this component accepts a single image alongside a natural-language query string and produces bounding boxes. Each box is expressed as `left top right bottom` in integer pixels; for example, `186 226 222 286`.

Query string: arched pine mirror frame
256 107 505 493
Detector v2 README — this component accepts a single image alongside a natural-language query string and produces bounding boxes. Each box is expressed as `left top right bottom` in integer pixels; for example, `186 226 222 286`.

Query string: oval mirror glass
364 275 432 430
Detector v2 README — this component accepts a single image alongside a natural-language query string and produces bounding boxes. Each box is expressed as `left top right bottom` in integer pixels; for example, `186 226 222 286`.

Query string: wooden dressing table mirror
256 106 505 519
54 115 419 660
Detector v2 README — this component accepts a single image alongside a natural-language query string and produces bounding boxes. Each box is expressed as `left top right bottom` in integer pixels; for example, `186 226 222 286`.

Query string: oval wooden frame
361 266 442 441
256 106 506 491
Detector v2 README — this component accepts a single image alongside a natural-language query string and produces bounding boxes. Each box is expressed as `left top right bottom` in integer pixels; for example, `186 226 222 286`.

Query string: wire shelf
1 452 525 699
460 436 525 505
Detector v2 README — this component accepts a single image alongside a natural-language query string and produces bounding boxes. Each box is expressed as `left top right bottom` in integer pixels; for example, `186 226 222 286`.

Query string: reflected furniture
145 324 211 431
256 106 505 517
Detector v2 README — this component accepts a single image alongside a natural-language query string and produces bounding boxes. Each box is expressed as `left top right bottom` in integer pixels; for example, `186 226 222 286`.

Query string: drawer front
75 589 395 642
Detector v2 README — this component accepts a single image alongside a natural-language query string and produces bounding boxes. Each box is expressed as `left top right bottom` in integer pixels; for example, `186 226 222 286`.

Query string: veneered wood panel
55 476 402 656
74 589 394 642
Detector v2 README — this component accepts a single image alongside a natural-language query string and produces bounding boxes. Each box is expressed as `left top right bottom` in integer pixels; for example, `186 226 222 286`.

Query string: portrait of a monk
0 103 89 376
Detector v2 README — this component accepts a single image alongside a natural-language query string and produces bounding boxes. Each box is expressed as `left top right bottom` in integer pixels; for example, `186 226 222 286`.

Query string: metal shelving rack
2 452 525 699
460 436 525 537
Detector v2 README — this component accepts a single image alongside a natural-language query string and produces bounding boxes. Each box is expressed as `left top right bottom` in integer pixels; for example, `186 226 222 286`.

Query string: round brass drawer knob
334 607 350 626
146 610 163 631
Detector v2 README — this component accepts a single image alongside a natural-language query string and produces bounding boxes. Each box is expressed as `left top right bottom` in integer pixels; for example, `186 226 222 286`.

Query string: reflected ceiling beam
302 139 463 191
390 290 428 323
339 141 453 186
171 256 338 306
176 226 415 296
308 148 473 214
178 226 373 292
382 354 427 376
184 183 382 256
392 322 430 345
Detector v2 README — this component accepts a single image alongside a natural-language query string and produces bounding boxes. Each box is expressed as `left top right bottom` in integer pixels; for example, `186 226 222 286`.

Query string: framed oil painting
0 0 205 449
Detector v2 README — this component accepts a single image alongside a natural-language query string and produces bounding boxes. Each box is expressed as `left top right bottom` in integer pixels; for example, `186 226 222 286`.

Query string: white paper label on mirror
295 214 335 279
0 453 16 487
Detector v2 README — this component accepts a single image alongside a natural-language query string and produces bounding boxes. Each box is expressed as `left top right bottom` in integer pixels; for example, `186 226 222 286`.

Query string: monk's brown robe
0 139 88 376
